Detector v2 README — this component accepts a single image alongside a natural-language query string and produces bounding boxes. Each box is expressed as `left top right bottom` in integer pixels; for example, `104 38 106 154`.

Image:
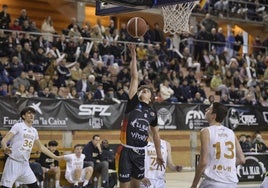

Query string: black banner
0 98 268 131
237 153 268 182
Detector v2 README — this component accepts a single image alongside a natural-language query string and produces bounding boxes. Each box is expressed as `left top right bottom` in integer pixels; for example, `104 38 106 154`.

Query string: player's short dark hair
48 140 58 147
20 106 36 119
212 102 228 123
74 144 84 149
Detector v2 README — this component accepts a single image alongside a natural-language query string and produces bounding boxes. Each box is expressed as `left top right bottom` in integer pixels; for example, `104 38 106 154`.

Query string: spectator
27 85 38 98
159 79 176 102
93 82 105 100
9 19 22 31
82 135 109 188
203 94 215 105
13 71 31 93
41 16 57 42
251 134 267 152
151 22 165 45
0 4 11 29
239 134 251 152
38 87 56 98
220 94 233 104
76 72 91 99
116 87 129 101
192 92 204 104
38 140 61 188
200 13 218 33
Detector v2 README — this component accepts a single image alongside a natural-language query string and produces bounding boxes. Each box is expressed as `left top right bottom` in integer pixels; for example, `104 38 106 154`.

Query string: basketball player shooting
118 43 164 188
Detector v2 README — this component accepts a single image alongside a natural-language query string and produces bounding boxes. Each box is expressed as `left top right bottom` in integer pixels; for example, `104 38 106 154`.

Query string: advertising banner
0 98 267 131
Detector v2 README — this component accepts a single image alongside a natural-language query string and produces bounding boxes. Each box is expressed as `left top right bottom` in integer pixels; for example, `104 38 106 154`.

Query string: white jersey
144 139 168 180
203 125 238 184
8 122 39 161
64 153 85 174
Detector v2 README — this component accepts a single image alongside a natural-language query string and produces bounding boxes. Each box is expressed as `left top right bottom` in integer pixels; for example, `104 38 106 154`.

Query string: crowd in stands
194 0 268 22
0 2 268 107
239 131 268 153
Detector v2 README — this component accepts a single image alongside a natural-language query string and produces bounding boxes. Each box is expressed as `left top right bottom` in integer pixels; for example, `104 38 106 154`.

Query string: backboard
95 0 198 16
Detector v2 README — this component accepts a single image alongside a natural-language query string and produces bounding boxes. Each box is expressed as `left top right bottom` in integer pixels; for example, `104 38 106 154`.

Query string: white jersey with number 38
204 125 238 183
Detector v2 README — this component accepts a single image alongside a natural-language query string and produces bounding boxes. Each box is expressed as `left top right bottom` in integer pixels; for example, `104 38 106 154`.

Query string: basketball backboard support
95 1 139 16
95 0 198 16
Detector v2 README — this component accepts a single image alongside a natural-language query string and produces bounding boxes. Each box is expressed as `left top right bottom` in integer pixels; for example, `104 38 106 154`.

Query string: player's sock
83 180 89 187
55 180 60 187
74 181 79 186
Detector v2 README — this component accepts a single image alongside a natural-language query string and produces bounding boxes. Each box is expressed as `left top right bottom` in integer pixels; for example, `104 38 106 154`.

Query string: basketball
127 17 148 38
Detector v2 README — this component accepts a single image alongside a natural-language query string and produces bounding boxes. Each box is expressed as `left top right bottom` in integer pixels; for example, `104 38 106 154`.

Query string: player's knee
102 161 109 169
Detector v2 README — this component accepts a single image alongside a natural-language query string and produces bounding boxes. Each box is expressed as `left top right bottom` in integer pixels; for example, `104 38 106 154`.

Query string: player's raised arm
128 43 138 99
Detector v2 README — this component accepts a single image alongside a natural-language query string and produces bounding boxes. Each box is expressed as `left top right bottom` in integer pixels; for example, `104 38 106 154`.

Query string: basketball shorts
65 168 87 183
0 157 36 187
118 147 145 182
140 179 166 188
260 172 268 188
199 178 237 188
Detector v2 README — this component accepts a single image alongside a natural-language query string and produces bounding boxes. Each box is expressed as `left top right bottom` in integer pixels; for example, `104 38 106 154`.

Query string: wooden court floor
165 171 262 188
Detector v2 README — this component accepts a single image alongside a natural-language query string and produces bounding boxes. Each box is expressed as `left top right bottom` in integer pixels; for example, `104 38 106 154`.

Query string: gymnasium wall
1 129 267 168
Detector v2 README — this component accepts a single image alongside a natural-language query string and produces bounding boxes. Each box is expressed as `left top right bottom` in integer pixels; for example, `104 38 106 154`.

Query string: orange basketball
127 17 148 38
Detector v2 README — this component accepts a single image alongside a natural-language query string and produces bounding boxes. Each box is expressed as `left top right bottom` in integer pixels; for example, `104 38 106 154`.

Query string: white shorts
0 157 36 187
260 176 268 188
140 179 166 188
65 168 87 183
199 178 237 188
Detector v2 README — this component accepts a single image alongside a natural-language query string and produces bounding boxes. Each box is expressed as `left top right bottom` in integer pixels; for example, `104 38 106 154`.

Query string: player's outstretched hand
155 156 165 171
4 147 12 155
141 177 151 187
55 155 64 161
128 43 136 56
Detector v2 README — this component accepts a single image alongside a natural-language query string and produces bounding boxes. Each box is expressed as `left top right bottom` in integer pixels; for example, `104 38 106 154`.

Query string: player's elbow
237 155 246 165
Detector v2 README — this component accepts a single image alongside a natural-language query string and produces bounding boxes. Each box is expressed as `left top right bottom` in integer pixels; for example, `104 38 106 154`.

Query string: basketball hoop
162 1 198 34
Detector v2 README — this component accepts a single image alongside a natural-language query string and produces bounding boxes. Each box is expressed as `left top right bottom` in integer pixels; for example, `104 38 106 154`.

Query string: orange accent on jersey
199 0 207 9
120 119 128 144
115 145 123 172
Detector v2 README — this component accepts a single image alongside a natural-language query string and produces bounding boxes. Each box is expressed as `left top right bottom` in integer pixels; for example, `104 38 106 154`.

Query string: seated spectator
59 144 93 188
116 87 128 101
220 94 233 105
210 71 228 96
239 134 251 152
38 140 61 188
191 92 204 104
203 95 215 105
93 83 105 100
82 135 109 188
251 134 267 152
159 79 177 102
38 87 56 98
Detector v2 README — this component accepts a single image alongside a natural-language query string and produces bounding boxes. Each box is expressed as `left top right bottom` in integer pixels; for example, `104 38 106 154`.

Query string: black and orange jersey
120 93 157 148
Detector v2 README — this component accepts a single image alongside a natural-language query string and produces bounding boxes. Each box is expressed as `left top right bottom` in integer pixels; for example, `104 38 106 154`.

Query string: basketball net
162 1 198 34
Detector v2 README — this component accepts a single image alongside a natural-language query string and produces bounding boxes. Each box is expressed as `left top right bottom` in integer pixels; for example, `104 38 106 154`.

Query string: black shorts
118 146 145 182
